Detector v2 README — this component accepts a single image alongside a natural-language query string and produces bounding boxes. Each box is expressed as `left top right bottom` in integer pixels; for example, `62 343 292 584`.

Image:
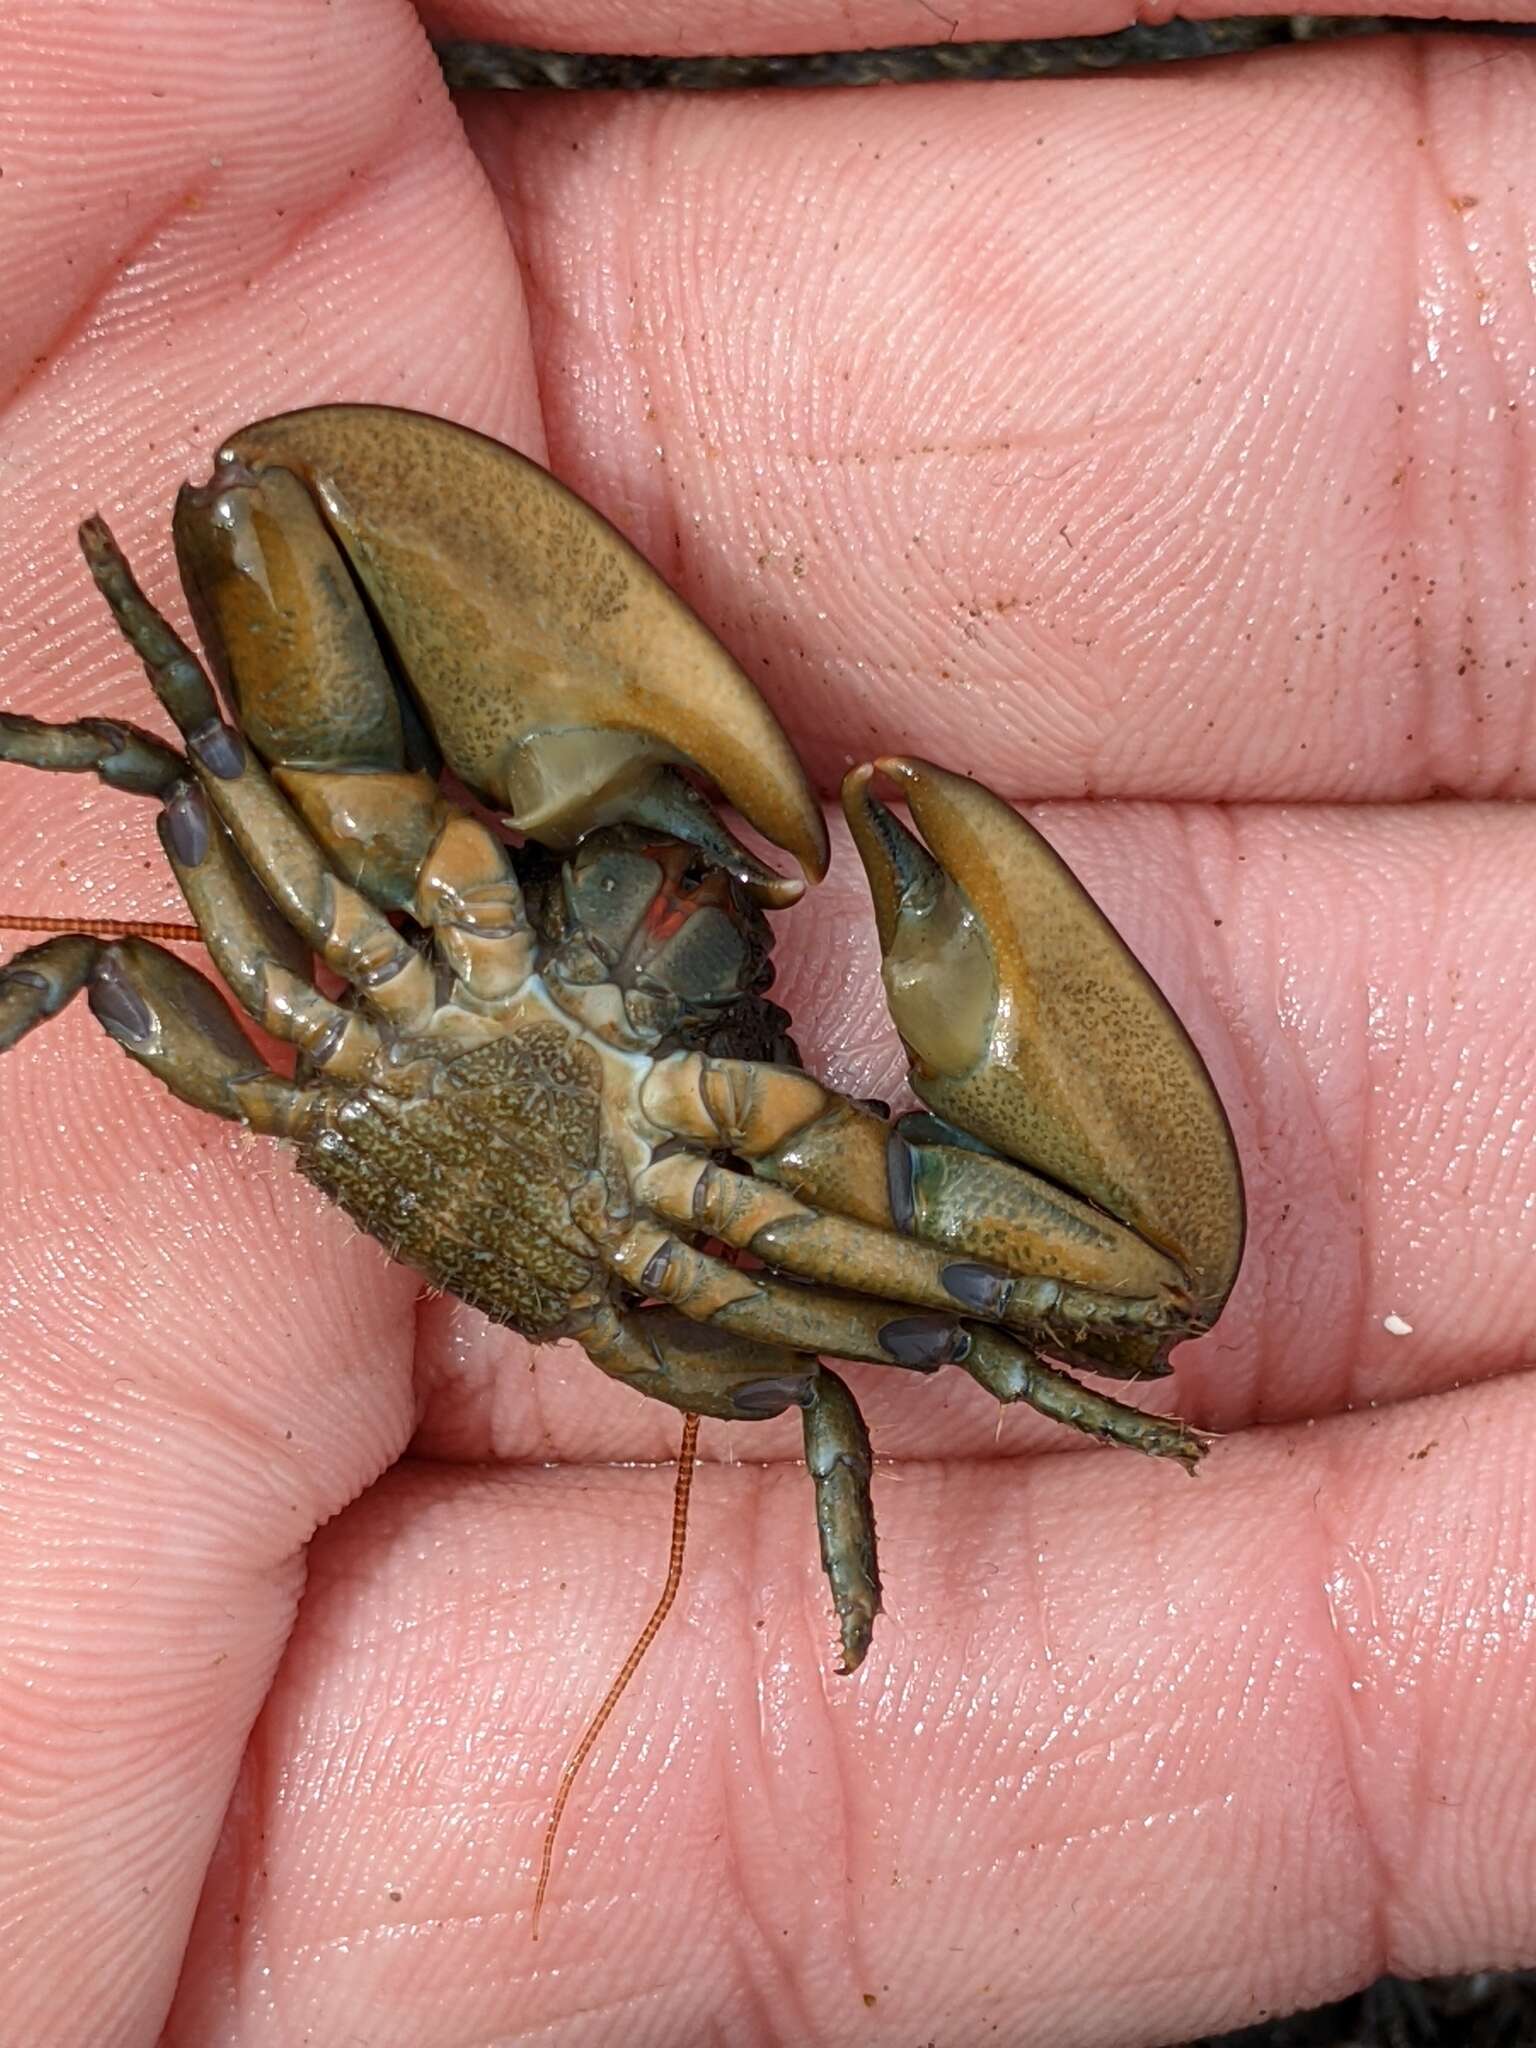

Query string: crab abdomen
298 1024 610 1336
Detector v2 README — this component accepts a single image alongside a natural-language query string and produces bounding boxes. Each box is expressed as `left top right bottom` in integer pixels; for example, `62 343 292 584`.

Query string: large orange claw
842 757 1245 1319
175 406 828 906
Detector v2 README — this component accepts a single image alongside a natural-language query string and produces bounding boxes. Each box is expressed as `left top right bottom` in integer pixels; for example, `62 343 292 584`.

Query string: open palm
2 5 1535 2044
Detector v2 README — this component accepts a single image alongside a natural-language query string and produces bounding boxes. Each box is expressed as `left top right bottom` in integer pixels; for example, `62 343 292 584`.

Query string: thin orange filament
6 903 696 1939
0 913 203 943
532 1411 701 1940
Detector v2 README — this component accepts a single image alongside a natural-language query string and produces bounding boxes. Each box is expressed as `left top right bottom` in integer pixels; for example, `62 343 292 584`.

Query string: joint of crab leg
642 1052 918 1241
188 718 245 780
154 782 382 1081
964 1327 1211 1472
641 1052 848 1160
159 782 210 867
636 1152 1180 1352
622 1226 765 1317
604 1225 965 1372
1003 1273 1182 1339
842 756 1245 1317
0 934 99 1051
204 771 436 1025
411 813 536 1003
273 770 449 911
572 1299 819 1422
83 939 315 1136
761 1097 897 1229
0 710 183 798
209 407 830 895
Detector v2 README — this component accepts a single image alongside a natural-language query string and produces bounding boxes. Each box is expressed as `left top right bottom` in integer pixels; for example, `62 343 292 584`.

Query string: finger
439 0 1528 48
0 0 539 780
474 32 1536 798
415 797 1536 1463
161 1372 1536 2046
0 1 535 2038
0 976 420 2043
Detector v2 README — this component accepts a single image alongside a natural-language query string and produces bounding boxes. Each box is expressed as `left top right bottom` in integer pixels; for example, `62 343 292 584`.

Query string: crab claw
842 757 1245 1319
182 405 828 907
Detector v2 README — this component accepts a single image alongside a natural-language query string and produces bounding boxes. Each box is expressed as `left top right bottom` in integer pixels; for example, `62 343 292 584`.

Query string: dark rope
436 17 1534 92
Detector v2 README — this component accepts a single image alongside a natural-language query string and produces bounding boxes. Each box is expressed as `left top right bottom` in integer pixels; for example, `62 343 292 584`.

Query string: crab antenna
532 1412 701 1940
0 913 203 942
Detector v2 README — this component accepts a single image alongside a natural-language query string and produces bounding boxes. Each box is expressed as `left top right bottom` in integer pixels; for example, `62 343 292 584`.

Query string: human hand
2 4 1535 2043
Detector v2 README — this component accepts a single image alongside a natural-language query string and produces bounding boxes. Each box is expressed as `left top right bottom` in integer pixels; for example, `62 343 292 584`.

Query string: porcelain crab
0 405 1244 1673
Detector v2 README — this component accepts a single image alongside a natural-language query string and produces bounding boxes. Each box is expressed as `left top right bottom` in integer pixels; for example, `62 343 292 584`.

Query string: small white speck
1383 1313 1414 1337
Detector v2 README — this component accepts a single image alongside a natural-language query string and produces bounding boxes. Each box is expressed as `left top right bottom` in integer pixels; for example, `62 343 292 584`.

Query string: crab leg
79 517 440 1031
637 1152 1184 1353
574 1302 881 1670
572 1299 820 1420
155 783 383 1079
0 932 100 1051
802 1367 881 1672
640 1052 1185 1376
597 1220 969 1373
962 1327 1209 1471
0 709 181 796
0 713 383 1081
599 1210 1201 1469
0 932 310 1134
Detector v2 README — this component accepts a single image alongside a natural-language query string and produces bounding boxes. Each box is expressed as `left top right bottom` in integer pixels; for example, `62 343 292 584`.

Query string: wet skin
2 4 1536 2046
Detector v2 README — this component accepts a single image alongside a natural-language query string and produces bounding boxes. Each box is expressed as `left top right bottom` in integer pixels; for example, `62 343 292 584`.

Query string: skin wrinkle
222 1725 274 2031
716 1470 827 2048
3 195 196 418
1404 54 1474 768
781 1614 889 2030
1302 1439 1396 1987
954 1443 1137 2037
491 183 557 487
1259 884 1370 1425
1007 1448 1070 1715
616 107 701 598
1406 49 1533 785
891 1493 1232 2039
1356 852 1436 1379
1339 949 1378 1430
802 1540 880 2013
